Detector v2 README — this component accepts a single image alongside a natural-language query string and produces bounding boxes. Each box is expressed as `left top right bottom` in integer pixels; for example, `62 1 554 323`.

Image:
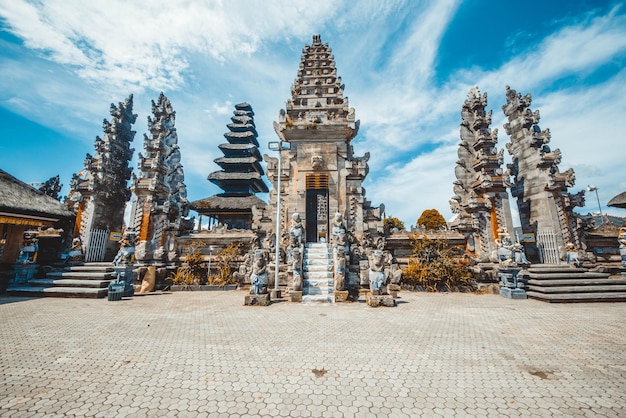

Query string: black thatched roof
608 191 626 209
190 194 267 212
0 169 73 219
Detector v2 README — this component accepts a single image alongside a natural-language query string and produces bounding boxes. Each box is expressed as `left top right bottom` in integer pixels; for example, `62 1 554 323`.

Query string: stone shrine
67 95 137 261
128 93 191 263
450 87 515 262
502 86 584 263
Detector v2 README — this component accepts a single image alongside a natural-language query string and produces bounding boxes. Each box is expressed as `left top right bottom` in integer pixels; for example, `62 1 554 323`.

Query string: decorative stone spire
129 92 190 262
503 86 585 262
67 95 136 261
450 87 514 260
275 34 359 143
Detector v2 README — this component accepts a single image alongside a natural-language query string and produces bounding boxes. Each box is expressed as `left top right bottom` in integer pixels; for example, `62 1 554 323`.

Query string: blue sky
1 0 625 227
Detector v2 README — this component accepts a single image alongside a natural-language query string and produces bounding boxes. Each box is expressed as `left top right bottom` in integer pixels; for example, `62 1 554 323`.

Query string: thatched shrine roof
0 169 73 221
190 194 267 212
608 191 626 209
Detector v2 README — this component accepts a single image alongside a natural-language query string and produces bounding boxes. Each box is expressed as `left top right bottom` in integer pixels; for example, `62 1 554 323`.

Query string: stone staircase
302 242 334 303
525 265 626 303
7 263 115 298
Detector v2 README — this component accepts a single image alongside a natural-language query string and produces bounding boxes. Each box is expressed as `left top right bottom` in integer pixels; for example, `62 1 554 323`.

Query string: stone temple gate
266 35 383 244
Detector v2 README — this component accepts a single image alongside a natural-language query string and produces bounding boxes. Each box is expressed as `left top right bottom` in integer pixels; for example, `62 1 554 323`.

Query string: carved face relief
311 155 323 170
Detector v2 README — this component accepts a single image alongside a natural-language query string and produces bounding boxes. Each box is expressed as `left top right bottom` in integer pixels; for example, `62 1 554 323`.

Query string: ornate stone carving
450 87 514 261
503 86 584 261
67 95 137 261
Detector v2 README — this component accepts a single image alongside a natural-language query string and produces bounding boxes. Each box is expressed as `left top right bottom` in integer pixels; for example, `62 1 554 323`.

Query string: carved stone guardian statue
249 250 268 295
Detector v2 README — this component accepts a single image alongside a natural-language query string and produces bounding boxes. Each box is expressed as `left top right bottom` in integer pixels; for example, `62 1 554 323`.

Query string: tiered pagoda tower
450 87 515 261
190 103 268 230
270 34 383 247
67 95 136 261
129 93 190 262
502 86 584 262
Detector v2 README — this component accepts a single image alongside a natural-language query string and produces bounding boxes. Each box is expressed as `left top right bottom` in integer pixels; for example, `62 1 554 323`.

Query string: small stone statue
368 250 386 294
496 229 529 267
250 251 268 295
113 231 135 266
618 227 626 268
565 242 580 267
289 213 305 247
292 247 303 291
334 246 346 291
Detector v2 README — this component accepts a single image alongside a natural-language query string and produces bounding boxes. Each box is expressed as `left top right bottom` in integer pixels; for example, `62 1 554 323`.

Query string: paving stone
1 291 625 416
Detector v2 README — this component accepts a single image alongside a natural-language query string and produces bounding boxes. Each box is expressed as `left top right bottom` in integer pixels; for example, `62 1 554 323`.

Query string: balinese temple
270 34 383 247
502 86 584 263
67 95 136 261
129 93 190 262
450 87 514 261
190 103 269 230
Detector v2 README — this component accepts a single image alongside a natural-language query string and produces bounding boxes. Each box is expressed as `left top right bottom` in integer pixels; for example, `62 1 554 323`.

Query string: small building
0 169 74 265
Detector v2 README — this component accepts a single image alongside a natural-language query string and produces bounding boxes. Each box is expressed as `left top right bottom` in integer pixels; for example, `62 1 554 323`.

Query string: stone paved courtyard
0 291 625 417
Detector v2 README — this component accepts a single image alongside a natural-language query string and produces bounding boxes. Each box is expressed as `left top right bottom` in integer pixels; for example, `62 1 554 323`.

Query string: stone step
527 278 626 287
528 285 626 294
304 271 333 280
303 264 332 272
303 287 333 295
528 266 586 274
65 265 114 272
306 242 330 248
528 272 611 280
304 258 332 265
302 294 334 303
526 291 626 303
304 251 332 259
304 278 333 287
47 271 115 279
27 278 112 288
6 286 109 298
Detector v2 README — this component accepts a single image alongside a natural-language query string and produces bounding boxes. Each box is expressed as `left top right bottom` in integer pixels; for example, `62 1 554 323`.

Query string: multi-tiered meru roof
190 103 268 229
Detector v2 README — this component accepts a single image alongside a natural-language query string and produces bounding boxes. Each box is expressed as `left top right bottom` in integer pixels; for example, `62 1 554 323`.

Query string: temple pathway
0 291 624 417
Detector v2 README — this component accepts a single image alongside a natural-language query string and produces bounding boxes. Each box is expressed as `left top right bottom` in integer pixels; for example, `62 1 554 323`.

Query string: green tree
383 217 405 234
417 209 447 230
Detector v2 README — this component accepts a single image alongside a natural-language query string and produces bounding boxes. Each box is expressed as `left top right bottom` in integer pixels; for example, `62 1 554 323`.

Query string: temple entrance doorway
305 174 329 242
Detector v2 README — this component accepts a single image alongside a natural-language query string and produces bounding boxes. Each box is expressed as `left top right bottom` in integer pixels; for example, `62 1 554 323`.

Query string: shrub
401 234 473 292
172 242 207 285
208 242 243 286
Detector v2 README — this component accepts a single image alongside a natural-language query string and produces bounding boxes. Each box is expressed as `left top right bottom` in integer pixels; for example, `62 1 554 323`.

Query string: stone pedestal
11 264 39 285
499 287 527 299
113 265 135 297
358 288 369 300
289 291 302 302
366 292 396 307
334 290 349 302
245 294 271 306
498 267 527 299
270 289 282 299
388 284 400 299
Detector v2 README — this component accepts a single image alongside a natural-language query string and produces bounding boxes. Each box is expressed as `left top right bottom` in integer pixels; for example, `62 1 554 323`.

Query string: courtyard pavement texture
0 291 625 418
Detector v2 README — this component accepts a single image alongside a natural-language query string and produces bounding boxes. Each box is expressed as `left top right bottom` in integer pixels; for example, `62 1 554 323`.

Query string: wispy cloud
0 1 624 227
